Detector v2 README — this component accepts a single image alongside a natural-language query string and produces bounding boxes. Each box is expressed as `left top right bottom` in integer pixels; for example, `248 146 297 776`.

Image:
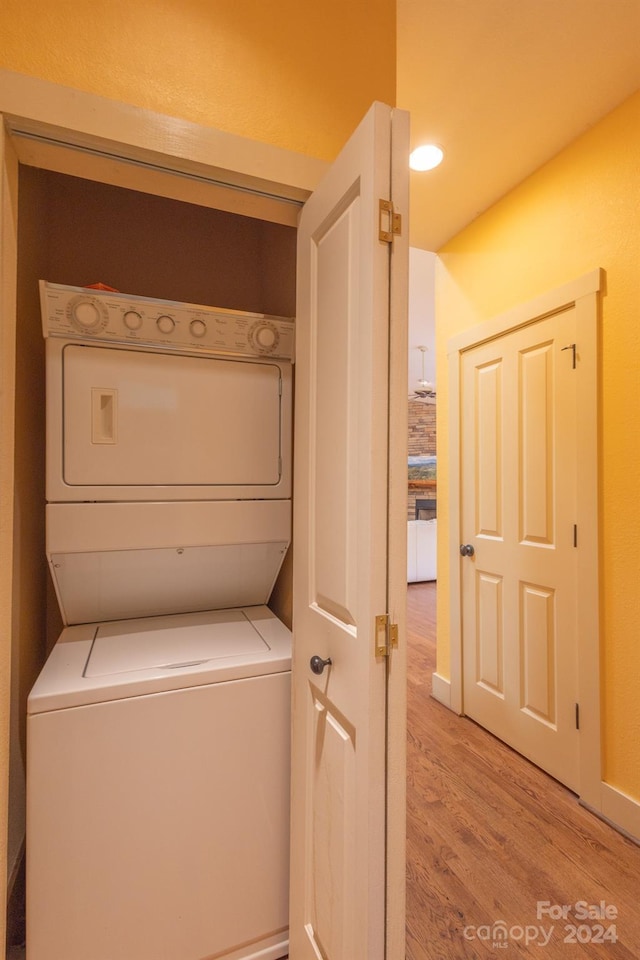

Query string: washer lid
85 609 268 678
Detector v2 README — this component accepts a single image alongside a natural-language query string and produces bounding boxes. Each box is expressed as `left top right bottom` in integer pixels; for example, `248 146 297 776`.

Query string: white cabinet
407 519 437 582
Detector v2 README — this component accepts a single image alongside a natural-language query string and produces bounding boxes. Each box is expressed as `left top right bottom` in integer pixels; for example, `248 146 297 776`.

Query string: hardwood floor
406 581 640 959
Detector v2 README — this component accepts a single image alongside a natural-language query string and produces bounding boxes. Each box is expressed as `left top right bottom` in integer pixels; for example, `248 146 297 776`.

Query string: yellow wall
0 0 396 161
435 89 640 800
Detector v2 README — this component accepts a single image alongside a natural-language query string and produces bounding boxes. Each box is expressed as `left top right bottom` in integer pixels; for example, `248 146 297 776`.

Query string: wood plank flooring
406 581 640 959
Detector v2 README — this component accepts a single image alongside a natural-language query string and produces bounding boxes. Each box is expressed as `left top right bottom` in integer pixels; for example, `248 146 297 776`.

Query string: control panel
39 281 295 360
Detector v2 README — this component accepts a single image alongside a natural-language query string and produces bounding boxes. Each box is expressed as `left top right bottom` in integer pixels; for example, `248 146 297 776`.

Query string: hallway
406 582 640 959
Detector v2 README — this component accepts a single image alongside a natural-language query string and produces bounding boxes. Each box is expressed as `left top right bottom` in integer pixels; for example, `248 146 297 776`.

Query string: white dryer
27 283 294 960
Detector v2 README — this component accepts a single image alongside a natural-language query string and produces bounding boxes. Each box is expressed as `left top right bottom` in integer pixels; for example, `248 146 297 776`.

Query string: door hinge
573 524 578 547
575 703 580 730
379 199 402 243
375 613 399 657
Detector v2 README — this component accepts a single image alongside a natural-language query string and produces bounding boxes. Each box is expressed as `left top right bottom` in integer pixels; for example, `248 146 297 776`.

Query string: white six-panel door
290 102 408 960
460 307 581 790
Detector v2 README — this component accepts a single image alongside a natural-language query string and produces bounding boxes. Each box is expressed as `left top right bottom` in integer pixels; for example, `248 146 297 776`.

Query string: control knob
156 314 175 335
190 319 207 338
68 296 108 334
249 321 279 353
123 310 143 331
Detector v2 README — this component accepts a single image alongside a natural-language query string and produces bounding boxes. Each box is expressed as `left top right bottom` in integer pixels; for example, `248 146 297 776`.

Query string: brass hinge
375 613 399 657
379 199 402 243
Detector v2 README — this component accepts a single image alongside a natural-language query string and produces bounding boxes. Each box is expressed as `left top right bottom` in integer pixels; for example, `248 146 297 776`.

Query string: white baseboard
594 782 640 844
431 672 452 709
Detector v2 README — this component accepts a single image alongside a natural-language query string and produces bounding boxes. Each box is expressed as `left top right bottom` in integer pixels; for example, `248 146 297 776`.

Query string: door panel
461 307 579 790
476 359 502 538
520 341 555 544
312 198 359 626
476 571 503 694
520 582 556 723
307 691 356 959
290 102 407 960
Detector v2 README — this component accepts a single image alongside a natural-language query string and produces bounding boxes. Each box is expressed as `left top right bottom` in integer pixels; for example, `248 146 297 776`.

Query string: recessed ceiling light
409 144 444 172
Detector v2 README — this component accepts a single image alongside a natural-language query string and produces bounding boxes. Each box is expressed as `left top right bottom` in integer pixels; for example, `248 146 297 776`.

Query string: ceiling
397 0 640 250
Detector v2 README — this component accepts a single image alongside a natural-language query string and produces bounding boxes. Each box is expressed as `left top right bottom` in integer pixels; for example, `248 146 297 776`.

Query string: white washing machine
27 282 294 960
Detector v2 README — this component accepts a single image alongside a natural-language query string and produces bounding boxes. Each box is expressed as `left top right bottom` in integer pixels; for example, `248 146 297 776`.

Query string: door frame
446 269 602 809
0 69 326 217
0 69 406 957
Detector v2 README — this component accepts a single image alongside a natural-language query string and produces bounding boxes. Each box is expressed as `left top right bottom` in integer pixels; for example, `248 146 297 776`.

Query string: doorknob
310 655 332 675
459 543 475 557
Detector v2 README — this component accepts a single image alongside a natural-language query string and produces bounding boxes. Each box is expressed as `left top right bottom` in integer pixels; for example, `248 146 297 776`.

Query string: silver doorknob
460 544 475 557
310 655 332 675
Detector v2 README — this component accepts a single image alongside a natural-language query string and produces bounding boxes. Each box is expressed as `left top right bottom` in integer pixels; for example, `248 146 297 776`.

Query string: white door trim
0 67 326 210
385 106 409 960
447 268 603 809
0 108 20 907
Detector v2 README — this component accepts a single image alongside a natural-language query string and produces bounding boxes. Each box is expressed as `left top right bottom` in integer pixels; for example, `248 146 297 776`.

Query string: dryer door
49 341 291 500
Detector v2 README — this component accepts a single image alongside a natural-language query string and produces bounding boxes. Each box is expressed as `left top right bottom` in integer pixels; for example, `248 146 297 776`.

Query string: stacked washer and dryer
26 281 294 960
